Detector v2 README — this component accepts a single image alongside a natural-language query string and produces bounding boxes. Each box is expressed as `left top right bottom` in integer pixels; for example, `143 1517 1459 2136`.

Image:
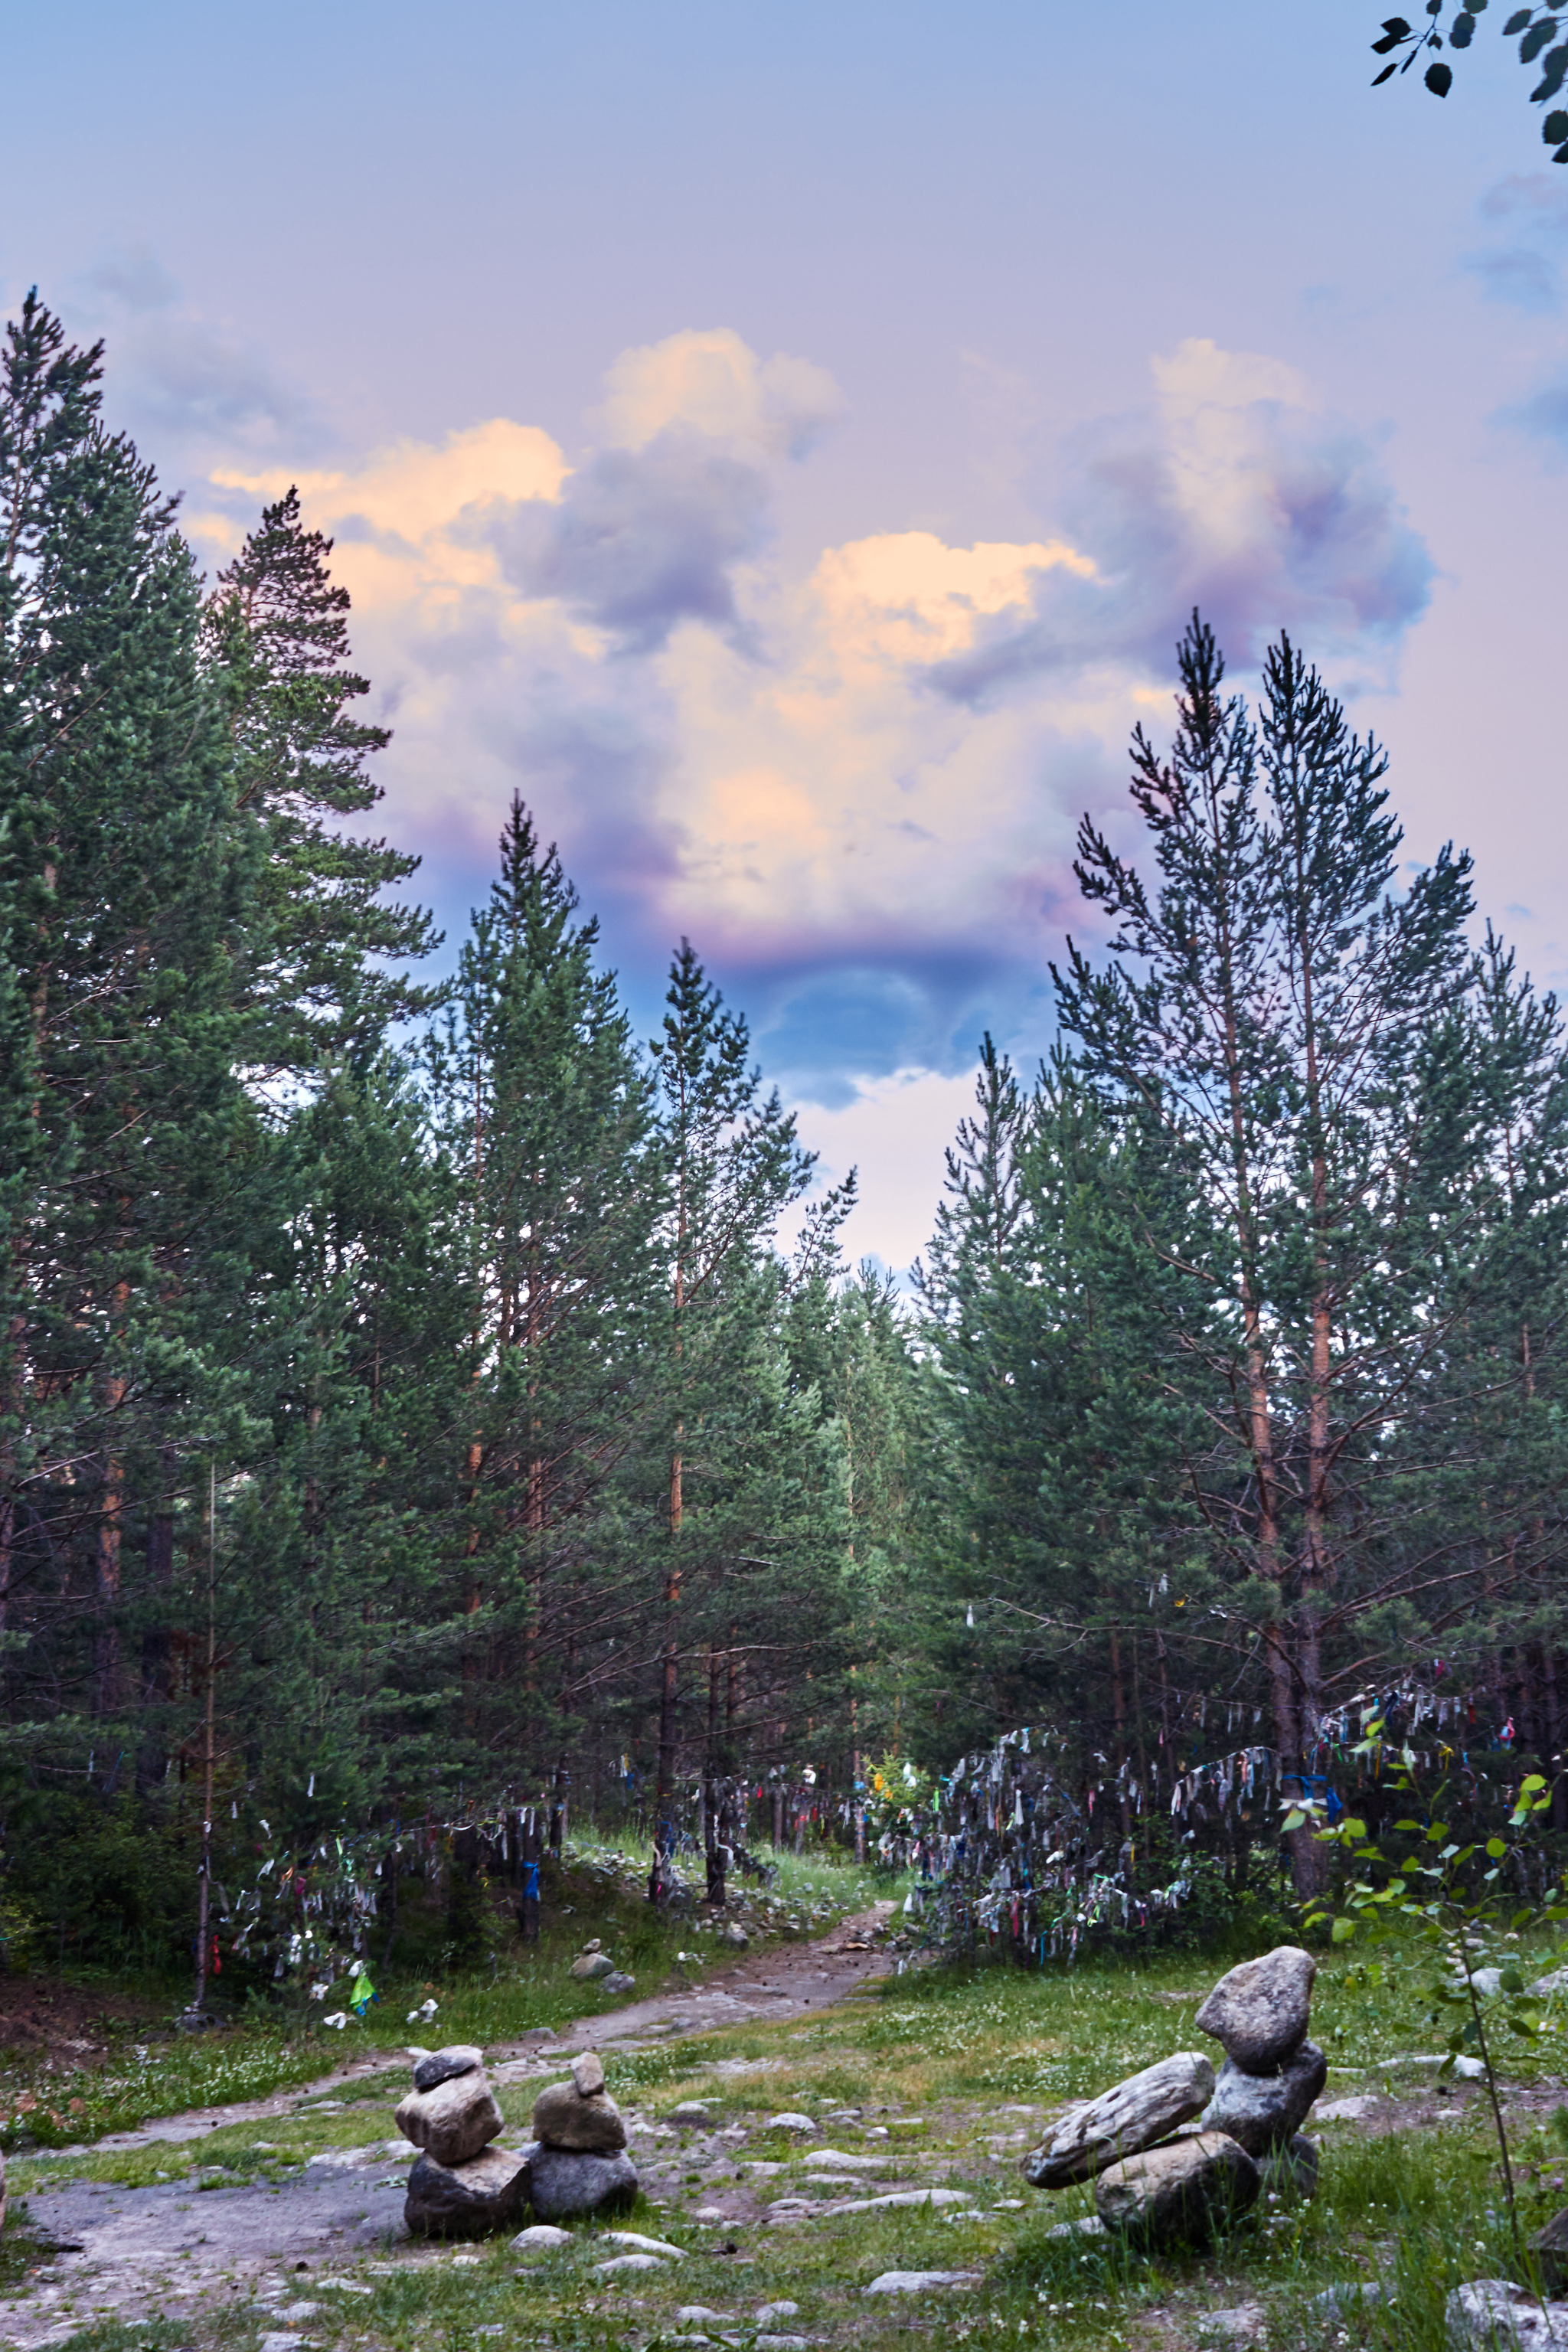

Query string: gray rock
1447 2280 1568 2350
1022 2052 1215 2187
756 2304 800 2324
1196 2308 1263 2344
570 1952 615 1980
1095 2131 1261 2246
1530 1971 1568 2000
766 2112 818 2132
606 2229 688 2257
667 2100 717 2127
395 2069 504 2167
1196 1946 1316 2075
863 2272 982 2295
1530 2208 1568 2297
412 2043 484 2093
571 2051 605 2096
1044 2216 1108 2242
603 1971 636 1994
524 2141 639 2220
404 2143 531 2238
1200 2042 1327 2154
1313 2284 1387 2320
532 2076 629 2151
1255 2133 1318 2199
599 2252 666 2275
512 2223 573 2252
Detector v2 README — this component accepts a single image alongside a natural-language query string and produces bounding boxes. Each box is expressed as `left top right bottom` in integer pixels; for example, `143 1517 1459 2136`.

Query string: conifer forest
5 291 1567 1990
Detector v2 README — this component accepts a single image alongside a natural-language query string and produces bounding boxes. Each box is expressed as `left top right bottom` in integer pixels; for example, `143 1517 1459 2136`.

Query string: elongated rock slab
1022 2053 1215 2188
1095 2131 1259 2246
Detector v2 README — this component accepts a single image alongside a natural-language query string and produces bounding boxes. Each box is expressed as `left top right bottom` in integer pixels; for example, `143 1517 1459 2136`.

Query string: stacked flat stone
397 2045 531 2238
1195 1945 1325 2192
521 2050 639 2220
1018 1943 1327 2247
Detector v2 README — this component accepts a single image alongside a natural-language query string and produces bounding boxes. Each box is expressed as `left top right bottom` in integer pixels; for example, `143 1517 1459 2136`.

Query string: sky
5 0 1567 1272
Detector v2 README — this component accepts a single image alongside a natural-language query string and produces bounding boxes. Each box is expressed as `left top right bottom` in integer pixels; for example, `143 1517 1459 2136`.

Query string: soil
0 1906 901 2348
0 1980 161 2075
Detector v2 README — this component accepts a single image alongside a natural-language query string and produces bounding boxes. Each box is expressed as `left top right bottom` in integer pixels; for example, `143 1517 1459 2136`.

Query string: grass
0 1831 892 2153
15 1897 1568 2350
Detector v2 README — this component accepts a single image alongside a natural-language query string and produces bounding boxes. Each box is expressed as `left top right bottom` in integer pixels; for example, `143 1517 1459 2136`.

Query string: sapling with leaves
1297 1732 1564 2265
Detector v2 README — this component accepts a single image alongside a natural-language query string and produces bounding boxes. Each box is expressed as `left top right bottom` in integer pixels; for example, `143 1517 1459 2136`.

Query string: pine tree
203 488 439 1080
425 796 660 1792
1053 613 1504 1892
644 940 815 1889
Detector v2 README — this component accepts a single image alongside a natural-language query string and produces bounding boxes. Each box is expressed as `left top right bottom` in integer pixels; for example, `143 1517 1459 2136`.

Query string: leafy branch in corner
1369 5 1568 158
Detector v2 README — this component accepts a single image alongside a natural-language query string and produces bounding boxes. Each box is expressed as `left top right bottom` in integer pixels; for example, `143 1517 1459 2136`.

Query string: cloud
73 243 320 466
1466 174 1568 312
929 338 1432 701
194 329 1432 1112
595 327 844 458
490 430 775 652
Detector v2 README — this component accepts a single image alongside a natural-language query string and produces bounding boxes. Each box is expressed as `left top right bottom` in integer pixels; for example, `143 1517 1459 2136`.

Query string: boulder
1255 2133 1318 2199
570 1952 615 1980
532 2076 629 2152
1195 1947 1316 2075
1530 2209 1568 2297
1200 2042 1328 2154
395 2069 504 2167
412 2043 483 2093
1022 2053 1215 2188
524 2142 639 2220
1447 2280 1568 2351
571 2051 605 2096
404 2144 531 2238
1095 2132 1260 2246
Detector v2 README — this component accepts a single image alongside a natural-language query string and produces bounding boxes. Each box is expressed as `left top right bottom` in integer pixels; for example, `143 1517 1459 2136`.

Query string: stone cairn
1021 1944 1325 2248
395 2044 638 2238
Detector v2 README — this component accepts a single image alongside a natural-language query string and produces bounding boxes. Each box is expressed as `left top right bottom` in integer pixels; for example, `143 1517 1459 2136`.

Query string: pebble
511 2224 573 2252
605 2229 687 2258
864 2271 982 2295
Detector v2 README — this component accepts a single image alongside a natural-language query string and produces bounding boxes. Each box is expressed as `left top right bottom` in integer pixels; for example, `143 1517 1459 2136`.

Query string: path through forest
1 1906 897 2347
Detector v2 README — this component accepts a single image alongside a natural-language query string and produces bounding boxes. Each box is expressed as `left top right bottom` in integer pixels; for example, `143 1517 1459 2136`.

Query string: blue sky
6 1 1567 1266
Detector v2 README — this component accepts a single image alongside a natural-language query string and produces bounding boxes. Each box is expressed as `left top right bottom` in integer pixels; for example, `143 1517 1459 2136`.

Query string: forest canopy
2 292 1563 1981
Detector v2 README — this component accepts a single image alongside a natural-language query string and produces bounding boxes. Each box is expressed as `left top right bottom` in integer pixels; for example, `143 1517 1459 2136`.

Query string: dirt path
0 1907 897 2348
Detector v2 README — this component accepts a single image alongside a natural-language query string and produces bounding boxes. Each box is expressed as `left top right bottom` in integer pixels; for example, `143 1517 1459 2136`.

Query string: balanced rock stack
521 2050 639 2220
1196 1944 1326 2195
1020 1945 1325 2248
397 2045 531 2238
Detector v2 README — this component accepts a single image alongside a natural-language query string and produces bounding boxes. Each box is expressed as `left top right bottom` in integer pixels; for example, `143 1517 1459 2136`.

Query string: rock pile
394 2042 639 2237
397 2045 531 2238
1020 1945 1325 2248
521 2050 639 2221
